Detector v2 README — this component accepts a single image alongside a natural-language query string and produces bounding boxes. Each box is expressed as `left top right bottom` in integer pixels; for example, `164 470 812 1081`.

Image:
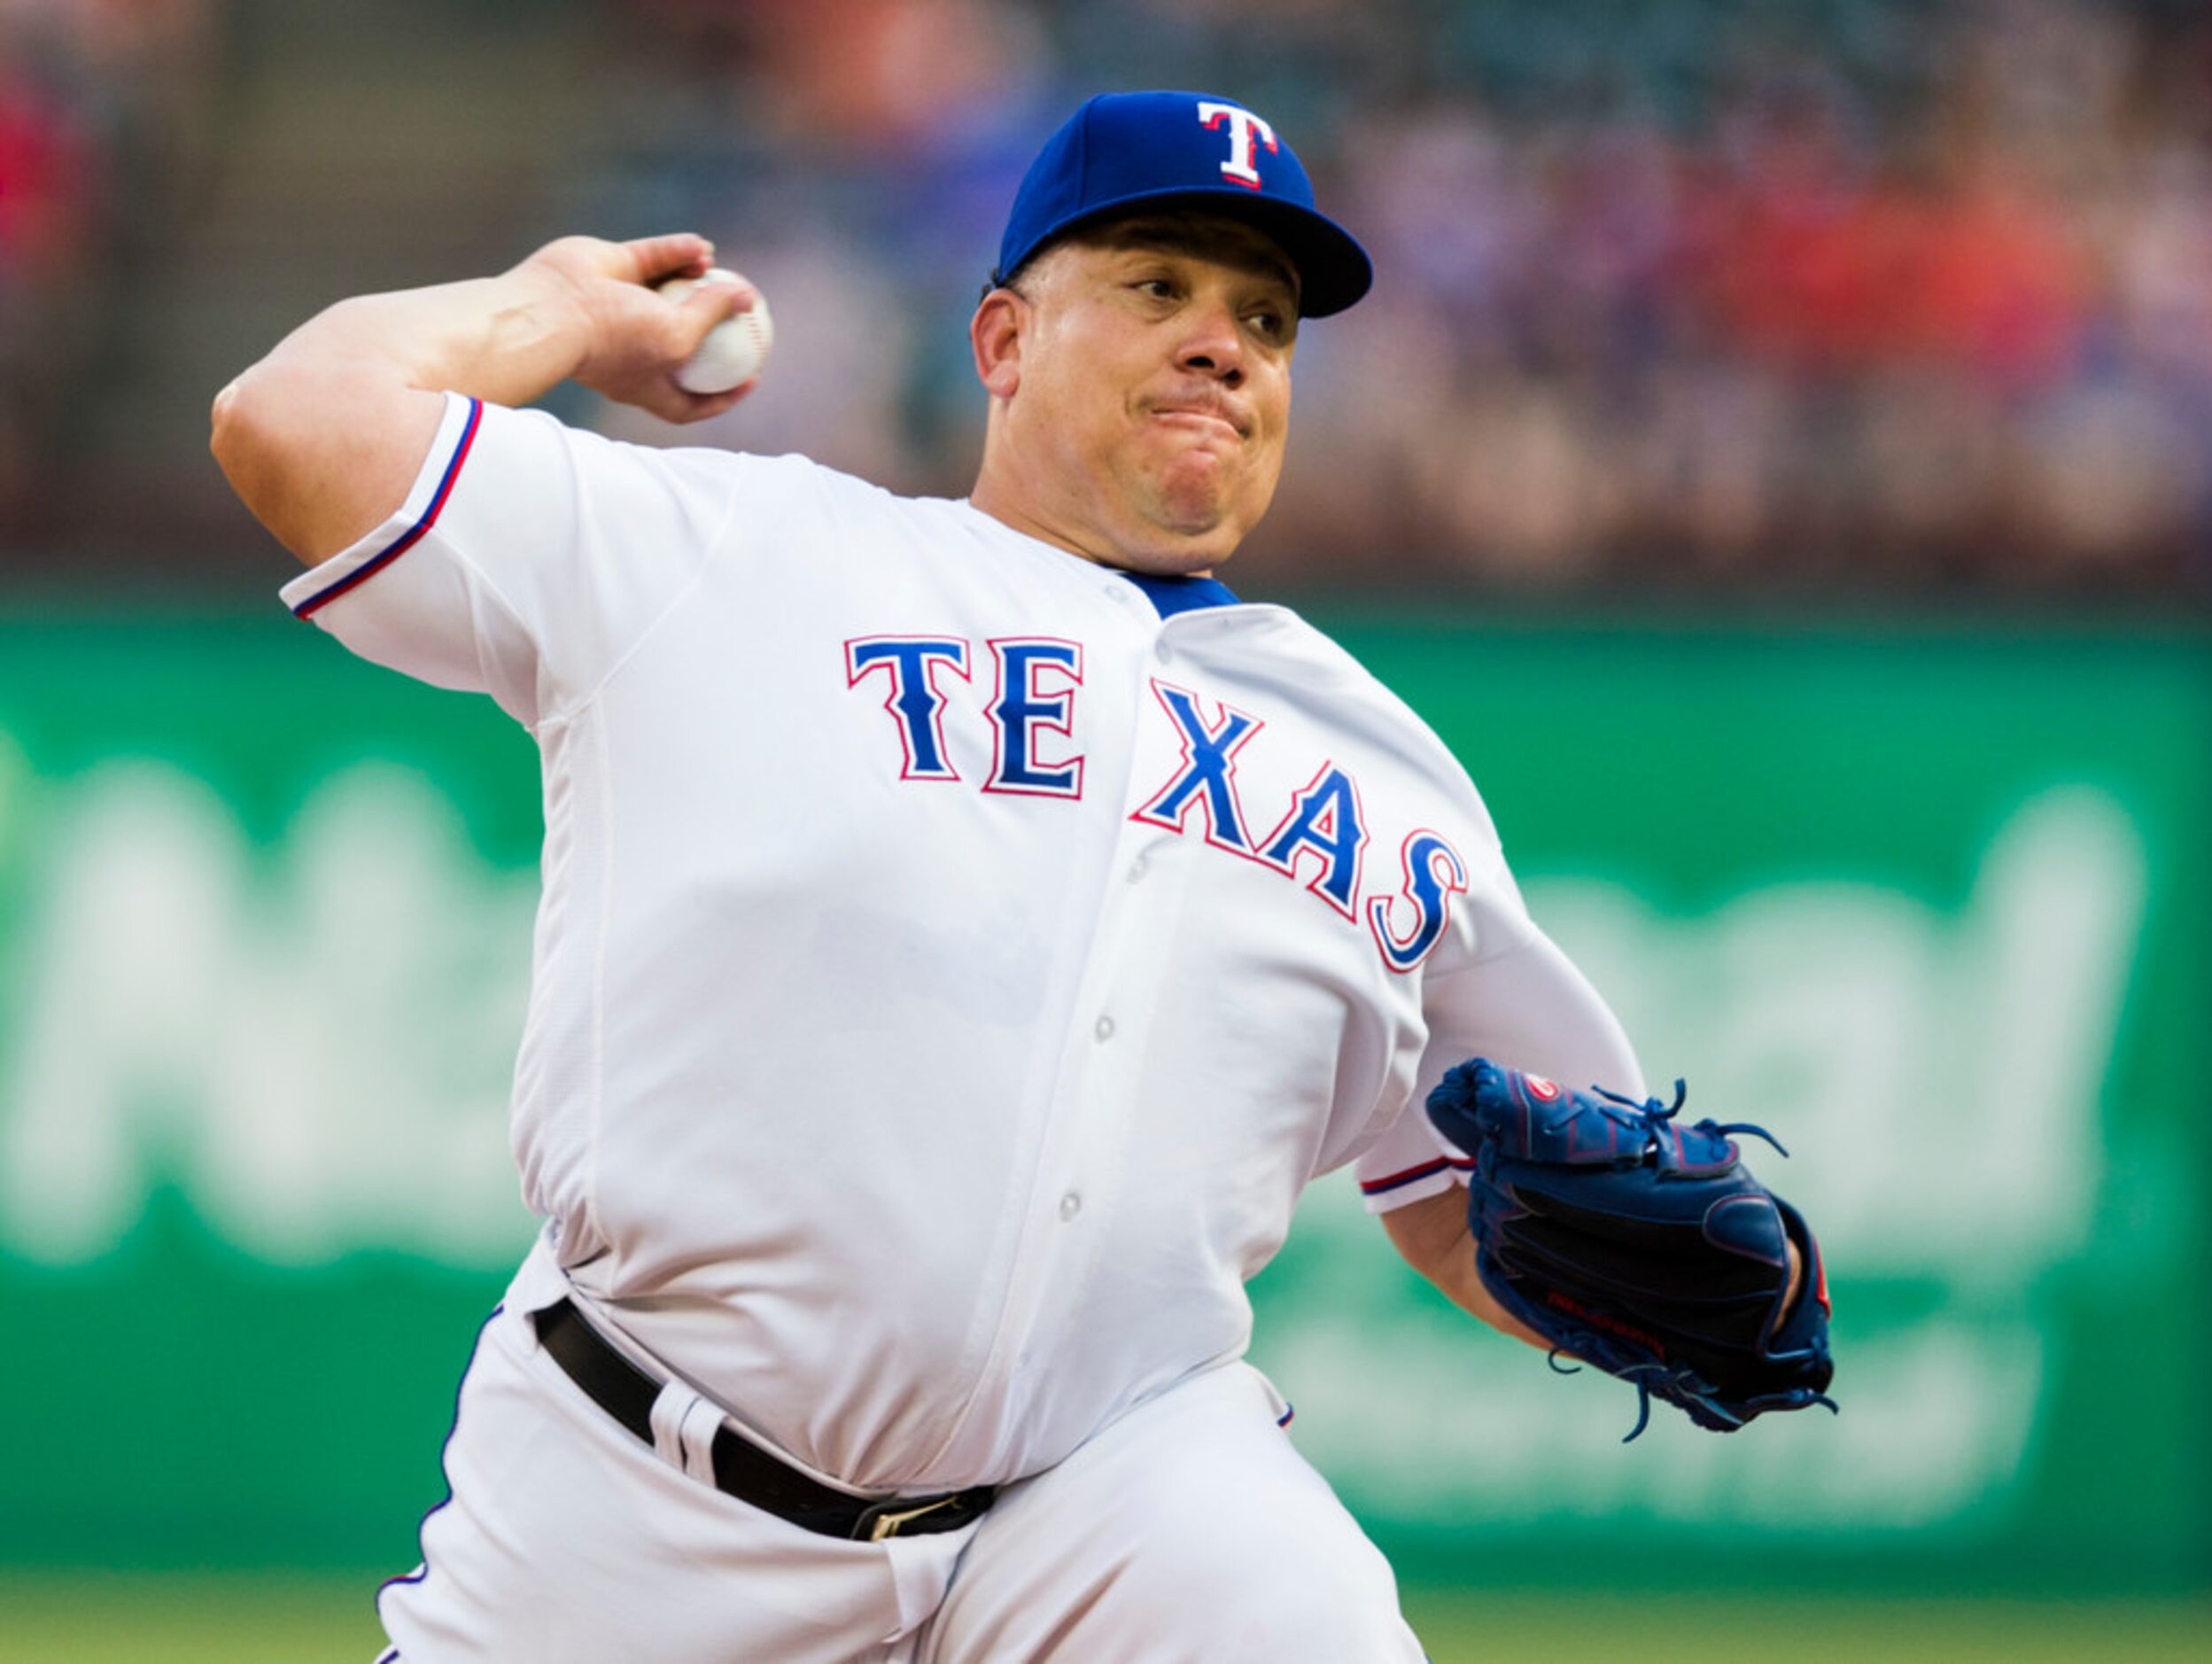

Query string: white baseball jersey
282 392 1640 1495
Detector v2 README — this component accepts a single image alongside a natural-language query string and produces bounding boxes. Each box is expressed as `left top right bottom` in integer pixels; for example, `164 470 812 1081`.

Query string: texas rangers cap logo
1197 101 1277 191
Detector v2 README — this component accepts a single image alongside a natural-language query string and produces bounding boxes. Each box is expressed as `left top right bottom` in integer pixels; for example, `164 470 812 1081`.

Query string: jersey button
1094 1015 1115 1041
1059 1192 1083 1221
1126 854 1147 883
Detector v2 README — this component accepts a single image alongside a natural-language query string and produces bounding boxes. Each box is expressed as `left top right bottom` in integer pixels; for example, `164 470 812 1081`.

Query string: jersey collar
1115 570 1242 619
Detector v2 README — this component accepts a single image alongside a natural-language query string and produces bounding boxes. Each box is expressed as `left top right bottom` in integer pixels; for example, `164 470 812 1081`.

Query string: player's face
975 214 1299 574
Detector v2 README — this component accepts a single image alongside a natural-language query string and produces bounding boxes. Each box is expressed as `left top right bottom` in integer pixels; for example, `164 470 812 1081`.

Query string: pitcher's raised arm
209 234 758 564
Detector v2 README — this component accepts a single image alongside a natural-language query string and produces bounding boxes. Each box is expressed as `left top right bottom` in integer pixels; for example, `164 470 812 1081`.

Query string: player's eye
1133 277 1177 300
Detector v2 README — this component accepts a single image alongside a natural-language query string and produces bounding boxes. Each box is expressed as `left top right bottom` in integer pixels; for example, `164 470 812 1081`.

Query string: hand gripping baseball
1426 1059 1838 1441
515 234 762 423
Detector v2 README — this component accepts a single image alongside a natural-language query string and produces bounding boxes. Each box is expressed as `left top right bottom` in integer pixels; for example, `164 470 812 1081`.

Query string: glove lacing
1541 1342 1728 1442
1591 1078 1792 1160
1546 1344 1836 1442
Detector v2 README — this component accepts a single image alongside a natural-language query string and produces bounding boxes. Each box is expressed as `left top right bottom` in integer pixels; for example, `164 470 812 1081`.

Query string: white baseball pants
374 1297 1425 1661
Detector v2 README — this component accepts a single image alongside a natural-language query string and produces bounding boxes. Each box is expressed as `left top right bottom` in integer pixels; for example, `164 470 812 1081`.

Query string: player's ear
970 288 1024 400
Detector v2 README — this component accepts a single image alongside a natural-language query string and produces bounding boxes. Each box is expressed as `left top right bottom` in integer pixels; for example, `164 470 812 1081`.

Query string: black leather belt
534 1298 996 1540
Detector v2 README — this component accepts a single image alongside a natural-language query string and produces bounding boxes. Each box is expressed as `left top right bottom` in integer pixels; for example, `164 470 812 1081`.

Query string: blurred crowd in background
0 0 224 540
4 0 2210 602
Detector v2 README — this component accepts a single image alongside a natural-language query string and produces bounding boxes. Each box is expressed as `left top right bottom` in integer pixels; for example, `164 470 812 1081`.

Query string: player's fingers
664 271 757 354
628 371 754 425
686 270 757 315
623 232 718 285
668 377 757 423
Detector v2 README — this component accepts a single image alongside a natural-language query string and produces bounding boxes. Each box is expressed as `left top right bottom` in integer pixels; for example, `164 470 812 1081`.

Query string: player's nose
1174 294 1246 385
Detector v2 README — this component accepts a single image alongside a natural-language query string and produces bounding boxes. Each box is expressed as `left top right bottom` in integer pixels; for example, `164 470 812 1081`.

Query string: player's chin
1146 450 1238 517
1154 470 1272 555
1116 506 1261 575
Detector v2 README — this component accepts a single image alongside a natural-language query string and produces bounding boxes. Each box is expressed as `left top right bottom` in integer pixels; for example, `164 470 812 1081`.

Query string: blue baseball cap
995 90 1372 317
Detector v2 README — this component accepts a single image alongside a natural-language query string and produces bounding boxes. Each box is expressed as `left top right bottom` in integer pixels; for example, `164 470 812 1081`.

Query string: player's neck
966 478 1218 580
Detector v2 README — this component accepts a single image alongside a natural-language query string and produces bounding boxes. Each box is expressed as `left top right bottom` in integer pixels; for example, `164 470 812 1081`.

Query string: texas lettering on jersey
844 634 1468 973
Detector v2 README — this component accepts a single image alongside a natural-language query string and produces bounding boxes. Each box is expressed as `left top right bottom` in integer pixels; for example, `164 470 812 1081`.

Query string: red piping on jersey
291 396 484 619
1359 1155 1471 1195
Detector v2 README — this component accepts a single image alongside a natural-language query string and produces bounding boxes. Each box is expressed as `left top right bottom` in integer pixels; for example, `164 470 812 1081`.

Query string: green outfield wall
1 612 2205 1592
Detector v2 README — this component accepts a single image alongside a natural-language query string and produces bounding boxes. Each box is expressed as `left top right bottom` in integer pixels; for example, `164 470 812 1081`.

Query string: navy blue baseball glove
1426 1058 1837 1441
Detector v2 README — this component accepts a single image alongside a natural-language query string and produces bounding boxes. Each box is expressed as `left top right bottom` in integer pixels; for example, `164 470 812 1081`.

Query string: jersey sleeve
1354 927 1645 1214
276 393 767 729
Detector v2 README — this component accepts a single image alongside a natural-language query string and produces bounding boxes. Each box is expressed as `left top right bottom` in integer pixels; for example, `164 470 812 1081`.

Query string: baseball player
211 90 1809 1661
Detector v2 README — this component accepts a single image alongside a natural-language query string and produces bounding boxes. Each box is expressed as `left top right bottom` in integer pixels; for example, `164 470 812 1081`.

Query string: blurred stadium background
1 0 2207 1659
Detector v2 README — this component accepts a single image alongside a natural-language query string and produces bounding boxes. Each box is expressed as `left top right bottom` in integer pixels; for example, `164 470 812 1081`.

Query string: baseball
660 268 772 394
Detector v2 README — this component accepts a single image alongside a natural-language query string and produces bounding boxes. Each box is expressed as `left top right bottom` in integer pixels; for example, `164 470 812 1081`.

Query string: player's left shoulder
1224 603 1490 808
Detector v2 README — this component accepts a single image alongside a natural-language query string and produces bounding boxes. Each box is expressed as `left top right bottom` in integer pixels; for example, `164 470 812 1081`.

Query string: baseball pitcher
212 90 1832 1663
